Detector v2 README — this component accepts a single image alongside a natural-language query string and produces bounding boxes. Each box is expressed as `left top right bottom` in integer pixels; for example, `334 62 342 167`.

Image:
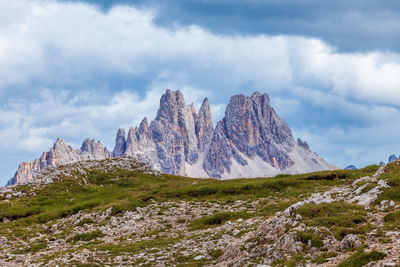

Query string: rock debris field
0 158 400 266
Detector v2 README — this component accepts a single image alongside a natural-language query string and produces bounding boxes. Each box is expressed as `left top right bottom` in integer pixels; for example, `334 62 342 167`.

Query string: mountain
111 90 335 178
7 90 335 185
389 154 399 163
7 138 110 185
344 165 357 170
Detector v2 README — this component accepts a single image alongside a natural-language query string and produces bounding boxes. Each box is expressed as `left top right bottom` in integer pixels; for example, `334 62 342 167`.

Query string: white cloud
0 85 212 154
1 0 400 183
1 1 400 104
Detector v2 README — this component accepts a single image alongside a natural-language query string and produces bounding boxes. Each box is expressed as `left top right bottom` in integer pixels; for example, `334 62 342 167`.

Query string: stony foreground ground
1 158 400 266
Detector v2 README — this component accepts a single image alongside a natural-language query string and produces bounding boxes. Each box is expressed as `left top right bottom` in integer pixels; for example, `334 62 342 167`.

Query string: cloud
58 0 400 53
0 84 211 154
2 2 400 105
1 0 400 183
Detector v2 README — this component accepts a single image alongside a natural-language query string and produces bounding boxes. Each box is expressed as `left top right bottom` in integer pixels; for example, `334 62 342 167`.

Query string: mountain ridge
7 138 110 186
7 89 335 185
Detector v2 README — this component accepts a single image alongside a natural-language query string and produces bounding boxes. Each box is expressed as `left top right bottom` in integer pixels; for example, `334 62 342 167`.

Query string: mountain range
7 90 335 185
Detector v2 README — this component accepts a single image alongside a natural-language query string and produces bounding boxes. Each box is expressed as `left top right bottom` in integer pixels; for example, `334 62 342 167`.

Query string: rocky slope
7 89 335 185
1 158 399 266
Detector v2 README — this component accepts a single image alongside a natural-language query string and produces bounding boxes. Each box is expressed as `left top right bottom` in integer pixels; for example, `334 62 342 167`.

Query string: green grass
75 218 95 226
0 160 379 243
97 237 177 255
69 230 105 243
336 249 386 267
257 200 295 217
311 252 338 264
273 255 307 267
11 241 48 254
376 161 400 204
297 230 323 248
383 210 400 230
189 211 253 230
296 202 369 240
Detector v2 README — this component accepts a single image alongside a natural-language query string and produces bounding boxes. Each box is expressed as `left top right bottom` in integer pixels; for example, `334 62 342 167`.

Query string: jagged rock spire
8 89 335 185
8 137 111 185
112 128 126 157
195 97 213 151
139 117 149 133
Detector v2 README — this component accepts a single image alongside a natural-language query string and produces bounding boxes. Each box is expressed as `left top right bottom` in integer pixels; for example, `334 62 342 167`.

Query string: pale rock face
203 92 334 178
7 138 111 185
8 89 335 185
113 90 211 176
81 138 111 159
204 92 295 178
112 90 334 179
147 90 200 175
297 138 310 151
195 98 213 152
112 128 126 157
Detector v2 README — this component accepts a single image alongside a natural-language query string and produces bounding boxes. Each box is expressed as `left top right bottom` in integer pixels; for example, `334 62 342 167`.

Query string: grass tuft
189 211 253 230
69 230 105 243
336 249 385 267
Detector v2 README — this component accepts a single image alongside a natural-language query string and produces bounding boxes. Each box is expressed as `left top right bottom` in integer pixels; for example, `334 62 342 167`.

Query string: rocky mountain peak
203 92 296 178
80 138 110 159
250 91 268 103
8 137 111 185
81 138 95 152
139 117 149 133
228 92 292 153
389 154 398 163
112 128 126 158
297 138 310 151
53 138 68 149
195 97 213 152
156 89 186 122
203 92 333 178
8 89 335 185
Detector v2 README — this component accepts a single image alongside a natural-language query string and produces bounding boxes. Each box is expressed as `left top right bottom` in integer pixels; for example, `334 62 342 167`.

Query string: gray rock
297 138 310 151
338 234 362 251
112 128 126 157
8 138 111 185
0 237 7 247
194 255 205 260
388 154 398 163
8 90 335 184
219 243 241 262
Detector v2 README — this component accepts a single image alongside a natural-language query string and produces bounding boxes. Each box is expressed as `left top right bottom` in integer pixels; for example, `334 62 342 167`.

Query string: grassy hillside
0 158 399 266
0 160 377 228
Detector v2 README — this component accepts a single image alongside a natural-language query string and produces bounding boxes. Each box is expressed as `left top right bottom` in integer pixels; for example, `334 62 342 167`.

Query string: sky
1 0 400 184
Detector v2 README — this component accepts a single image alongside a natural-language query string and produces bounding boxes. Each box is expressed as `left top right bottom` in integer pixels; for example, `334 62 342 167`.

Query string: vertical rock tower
7 138 110 185
110 90 334 178
7 89 335 185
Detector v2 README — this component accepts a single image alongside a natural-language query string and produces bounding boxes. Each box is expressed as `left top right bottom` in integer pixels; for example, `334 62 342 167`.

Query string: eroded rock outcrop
8 89 335 185
7 138 110 185
112 90 214 177
112 128 126 158
111 90 334 179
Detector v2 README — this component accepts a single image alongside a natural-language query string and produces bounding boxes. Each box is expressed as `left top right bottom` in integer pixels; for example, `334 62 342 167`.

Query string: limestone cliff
7 138 110 185
112 90 335 178
7 89 335 185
